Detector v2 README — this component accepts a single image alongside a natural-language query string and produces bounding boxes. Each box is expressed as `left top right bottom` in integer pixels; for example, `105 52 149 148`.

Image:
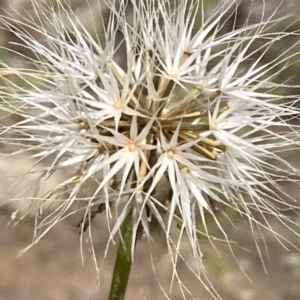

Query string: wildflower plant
1 0 300 298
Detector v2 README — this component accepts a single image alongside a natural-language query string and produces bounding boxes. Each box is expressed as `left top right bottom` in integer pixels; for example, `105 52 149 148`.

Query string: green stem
108 212 133 300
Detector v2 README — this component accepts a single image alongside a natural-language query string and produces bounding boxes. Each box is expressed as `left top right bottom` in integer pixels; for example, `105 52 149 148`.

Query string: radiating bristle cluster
1 0 300 297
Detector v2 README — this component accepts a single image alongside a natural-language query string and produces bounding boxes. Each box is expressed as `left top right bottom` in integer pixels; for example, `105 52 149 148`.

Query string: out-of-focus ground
1 1 300 299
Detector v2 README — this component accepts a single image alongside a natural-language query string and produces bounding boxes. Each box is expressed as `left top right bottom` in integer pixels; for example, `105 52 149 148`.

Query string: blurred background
1 0 300 299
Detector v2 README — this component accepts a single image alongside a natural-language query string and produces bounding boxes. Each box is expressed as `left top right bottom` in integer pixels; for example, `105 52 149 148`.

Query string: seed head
1 0 300 298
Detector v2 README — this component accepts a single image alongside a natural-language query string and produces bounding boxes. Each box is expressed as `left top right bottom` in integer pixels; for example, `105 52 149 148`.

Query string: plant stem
108 212 133 300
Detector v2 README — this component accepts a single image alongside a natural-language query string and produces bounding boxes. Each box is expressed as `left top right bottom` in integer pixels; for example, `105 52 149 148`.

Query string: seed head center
167 149 175 159
113 99 124 110
170 73 179 80
210 120 220 131
128 141 137 152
